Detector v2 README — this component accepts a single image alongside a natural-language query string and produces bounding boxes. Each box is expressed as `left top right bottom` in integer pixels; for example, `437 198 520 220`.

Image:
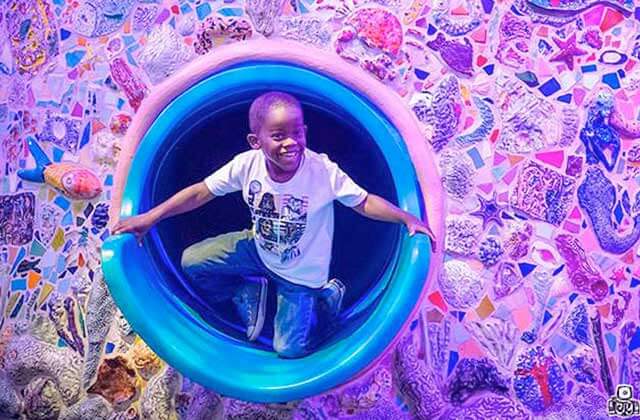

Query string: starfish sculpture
550 33 587 71
470 192 506 229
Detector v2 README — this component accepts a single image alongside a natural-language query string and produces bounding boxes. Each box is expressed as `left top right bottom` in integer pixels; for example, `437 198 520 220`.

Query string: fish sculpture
426 33 474 77
18 137 102 200
513 0 633 27
527 0 633 15
72 0 137 38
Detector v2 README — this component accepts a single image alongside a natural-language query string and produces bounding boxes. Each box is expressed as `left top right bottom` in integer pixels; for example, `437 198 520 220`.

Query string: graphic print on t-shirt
248 180 309 264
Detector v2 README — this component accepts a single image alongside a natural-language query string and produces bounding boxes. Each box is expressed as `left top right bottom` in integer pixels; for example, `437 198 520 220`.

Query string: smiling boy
112 91 435 358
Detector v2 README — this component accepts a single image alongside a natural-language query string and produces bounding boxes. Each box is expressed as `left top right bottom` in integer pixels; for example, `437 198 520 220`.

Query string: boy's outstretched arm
352 194 437 251
111 181 215 244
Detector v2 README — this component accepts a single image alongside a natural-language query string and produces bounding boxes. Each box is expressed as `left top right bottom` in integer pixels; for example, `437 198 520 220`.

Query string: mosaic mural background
1 0 640 418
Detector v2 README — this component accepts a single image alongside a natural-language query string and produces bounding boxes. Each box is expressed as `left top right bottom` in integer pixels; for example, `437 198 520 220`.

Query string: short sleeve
204 154 246 196
324 155 368 207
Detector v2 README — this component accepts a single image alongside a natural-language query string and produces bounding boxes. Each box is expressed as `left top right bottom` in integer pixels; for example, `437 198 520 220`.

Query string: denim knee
273 340 312 359
180 245 199 275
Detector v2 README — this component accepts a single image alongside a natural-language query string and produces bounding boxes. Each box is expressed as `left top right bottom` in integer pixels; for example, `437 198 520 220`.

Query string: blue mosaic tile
56 254 66 273
605 332 617 352
65 50 86 67
557 93 572 104
125 49 138 67
63 239 73 253
197 2 212 19
123 35 136 47
466 147 484 169
518 262 536 278
447 351 459 376
60 28 71 40
614 202 624 224
53 147 64 162
84 203 94 218
61 211 72 226
11 278 26 291
30 240 45 256
539 78 561 97
629 328 640 351
602 72 621 89
483 64 495 75
581 64 597 73
58 277 70 294
492 166 506 179
217 7 243 16
415 68 429 80
80 123 91 149
516 71 539 87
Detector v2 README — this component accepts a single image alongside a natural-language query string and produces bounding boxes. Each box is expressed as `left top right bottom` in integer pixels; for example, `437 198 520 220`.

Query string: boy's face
248 103 307 179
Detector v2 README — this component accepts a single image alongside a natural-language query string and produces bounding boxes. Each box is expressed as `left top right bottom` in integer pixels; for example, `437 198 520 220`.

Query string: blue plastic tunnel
101 62 432 402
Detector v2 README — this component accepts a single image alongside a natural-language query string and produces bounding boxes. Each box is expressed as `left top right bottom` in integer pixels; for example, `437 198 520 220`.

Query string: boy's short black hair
249 91 303 133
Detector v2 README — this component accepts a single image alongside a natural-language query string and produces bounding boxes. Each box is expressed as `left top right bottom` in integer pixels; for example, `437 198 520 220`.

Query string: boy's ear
247 133 260 149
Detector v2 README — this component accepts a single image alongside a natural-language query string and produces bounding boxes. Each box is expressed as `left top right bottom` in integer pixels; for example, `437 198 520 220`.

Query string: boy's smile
248 103 307 182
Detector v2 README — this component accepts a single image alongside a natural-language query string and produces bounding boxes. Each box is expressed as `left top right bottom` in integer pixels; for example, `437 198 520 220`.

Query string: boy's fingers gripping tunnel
101 40 443 403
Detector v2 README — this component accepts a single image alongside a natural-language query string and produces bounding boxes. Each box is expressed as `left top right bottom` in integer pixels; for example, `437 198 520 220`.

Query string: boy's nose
282 137 298 147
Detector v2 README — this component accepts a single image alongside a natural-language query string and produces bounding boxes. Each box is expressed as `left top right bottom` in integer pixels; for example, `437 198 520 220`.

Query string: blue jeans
180 229 330 358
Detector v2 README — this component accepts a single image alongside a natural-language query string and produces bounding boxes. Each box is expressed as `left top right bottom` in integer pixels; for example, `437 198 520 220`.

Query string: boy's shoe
320 278 345 320
233 277 268 341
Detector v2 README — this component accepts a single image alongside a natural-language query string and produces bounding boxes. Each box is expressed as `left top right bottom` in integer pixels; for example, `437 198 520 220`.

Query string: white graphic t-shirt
204 149 368 288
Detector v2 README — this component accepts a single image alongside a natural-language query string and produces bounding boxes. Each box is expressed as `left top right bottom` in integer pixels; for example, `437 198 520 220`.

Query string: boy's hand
111 213 155 246
404 215 437 252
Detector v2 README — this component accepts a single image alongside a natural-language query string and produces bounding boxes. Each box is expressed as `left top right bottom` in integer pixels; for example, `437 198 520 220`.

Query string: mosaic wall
1 0 640 418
